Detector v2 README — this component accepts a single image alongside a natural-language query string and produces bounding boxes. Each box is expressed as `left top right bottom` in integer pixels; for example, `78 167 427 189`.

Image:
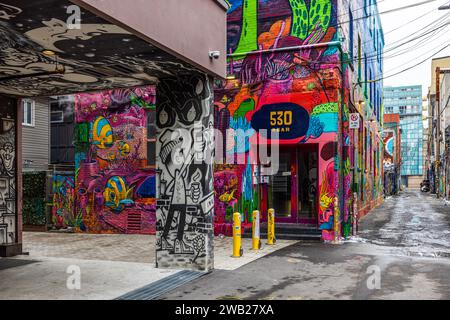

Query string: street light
439 4 450 10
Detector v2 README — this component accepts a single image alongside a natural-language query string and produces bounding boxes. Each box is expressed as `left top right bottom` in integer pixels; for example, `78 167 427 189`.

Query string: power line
340 16 450 66
342 0 449 57
338 0 439 26
384 13 450 50
383 23 450 60
386 37 450 73
383 0 446 36
382 42 450 81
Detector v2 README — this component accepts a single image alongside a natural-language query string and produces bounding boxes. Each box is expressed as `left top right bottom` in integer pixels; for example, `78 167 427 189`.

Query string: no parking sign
349 113 360 129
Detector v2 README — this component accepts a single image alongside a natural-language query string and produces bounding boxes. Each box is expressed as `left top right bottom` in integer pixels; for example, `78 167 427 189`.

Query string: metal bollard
267 208 276 245
252 210 261 250
333 197 341 244
232 212 243 258
352 192 358 236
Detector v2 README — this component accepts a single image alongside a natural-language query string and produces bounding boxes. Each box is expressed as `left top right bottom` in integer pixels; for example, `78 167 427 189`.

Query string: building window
22 99 35 126
51 111 64 123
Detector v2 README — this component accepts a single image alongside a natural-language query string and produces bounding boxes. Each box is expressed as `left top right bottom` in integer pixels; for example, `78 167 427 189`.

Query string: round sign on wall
251 103 310 140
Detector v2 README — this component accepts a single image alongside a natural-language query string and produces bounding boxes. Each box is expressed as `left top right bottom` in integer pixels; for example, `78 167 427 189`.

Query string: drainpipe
436 67 441 198
337 42 346 243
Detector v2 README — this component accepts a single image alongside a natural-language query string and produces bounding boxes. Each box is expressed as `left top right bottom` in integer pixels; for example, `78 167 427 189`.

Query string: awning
0 1 198 97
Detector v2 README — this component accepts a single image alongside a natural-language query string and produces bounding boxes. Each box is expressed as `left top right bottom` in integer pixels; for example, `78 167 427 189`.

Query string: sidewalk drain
115 270 207 300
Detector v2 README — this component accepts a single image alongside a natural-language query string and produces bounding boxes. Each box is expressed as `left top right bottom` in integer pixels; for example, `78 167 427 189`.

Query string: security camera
209 51 220 60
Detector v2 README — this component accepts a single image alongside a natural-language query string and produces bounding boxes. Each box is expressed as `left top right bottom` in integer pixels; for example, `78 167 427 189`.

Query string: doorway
263 145 318 225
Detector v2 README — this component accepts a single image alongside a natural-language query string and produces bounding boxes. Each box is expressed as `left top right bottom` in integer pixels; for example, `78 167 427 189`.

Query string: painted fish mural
219 189 237 203
103 176 134 213
118 141 130 156
91 116 114 149
74 86 157 234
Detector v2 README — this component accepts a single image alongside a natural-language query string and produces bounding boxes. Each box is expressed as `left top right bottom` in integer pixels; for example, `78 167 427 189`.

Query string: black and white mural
0 1 198 97
0 100 16 245
156 74 215 271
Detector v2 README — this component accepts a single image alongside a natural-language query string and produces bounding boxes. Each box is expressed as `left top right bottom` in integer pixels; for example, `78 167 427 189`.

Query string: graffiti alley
1 0 450 306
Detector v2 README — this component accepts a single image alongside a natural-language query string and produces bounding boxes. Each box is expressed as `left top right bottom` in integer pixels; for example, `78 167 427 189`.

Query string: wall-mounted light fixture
42 49 56 56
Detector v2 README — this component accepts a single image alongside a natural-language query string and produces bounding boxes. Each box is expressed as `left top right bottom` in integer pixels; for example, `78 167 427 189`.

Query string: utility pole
436 67 441 198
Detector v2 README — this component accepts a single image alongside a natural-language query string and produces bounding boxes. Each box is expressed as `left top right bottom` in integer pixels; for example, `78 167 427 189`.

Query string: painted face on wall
0 142 15 176
91 116 114 149
158 129 193 178
103 176 134 213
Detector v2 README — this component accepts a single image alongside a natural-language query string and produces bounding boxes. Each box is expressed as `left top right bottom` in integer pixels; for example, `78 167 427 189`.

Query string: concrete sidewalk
0 232 297 300
0 256 179 300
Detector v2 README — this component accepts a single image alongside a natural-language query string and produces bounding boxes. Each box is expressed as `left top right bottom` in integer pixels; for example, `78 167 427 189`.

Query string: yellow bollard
232 212 243 257
267 209 276 245
333 197 341 244
252 210 261 250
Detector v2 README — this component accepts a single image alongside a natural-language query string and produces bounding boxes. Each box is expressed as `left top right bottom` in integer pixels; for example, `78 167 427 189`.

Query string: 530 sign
251 102 310 140
270 111 293 126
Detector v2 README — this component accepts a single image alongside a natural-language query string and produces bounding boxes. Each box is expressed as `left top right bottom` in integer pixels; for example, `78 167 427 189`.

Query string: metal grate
115 270 206 300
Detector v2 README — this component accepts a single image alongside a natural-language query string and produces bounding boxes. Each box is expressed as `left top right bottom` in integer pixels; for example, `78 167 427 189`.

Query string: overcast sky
378 0 450 96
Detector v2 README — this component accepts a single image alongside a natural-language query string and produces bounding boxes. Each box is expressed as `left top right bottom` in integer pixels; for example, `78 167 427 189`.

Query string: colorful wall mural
0 102 16 245
383 132 395 166
215 0 385 240
74 86 156 234
51 174 77 229
156 74 215 271
214 0 345 240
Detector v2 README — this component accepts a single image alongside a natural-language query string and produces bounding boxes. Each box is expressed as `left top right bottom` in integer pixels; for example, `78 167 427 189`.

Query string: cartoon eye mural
178 98 201 126
156 102 176 128
90 116 114 149
103 176 134 213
